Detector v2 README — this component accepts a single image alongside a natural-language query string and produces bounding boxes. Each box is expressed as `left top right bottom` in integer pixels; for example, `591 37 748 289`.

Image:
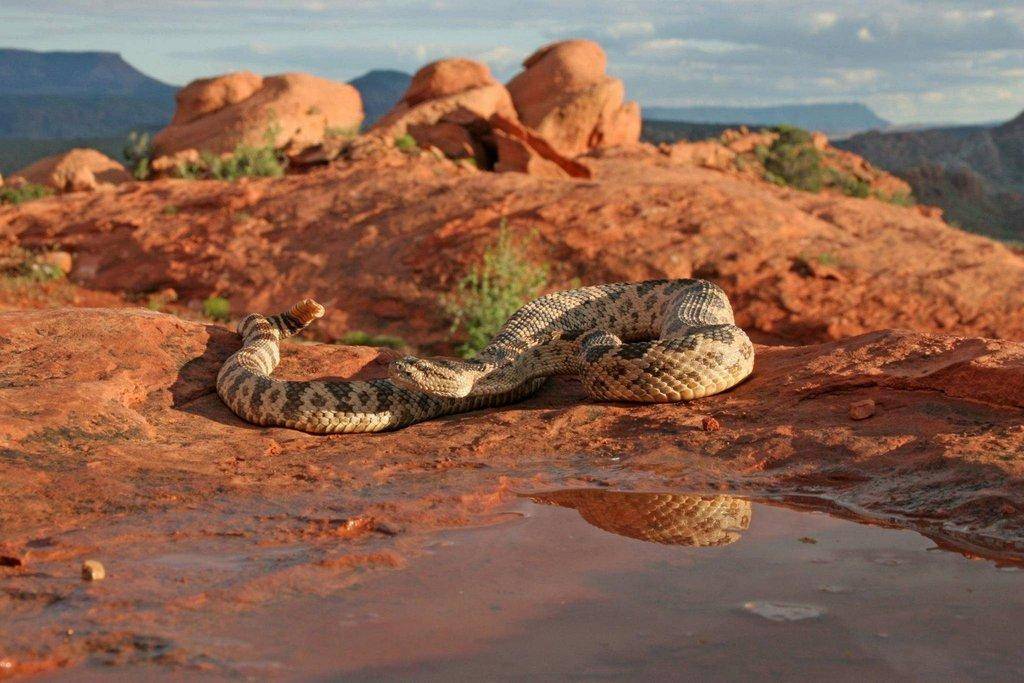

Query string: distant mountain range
644 103 889 137
0 49 176 141
348 69 411 126
837 112 1024 241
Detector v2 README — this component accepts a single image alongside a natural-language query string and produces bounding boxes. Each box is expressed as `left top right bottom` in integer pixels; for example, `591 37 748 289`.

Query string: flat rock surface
2 306 1023 673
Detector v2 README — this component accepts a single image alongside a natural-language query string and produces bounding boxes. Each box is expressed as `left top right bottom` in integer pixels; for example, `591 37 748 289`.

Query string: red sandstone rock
372 59 516 138
2 148 1020 347
403 59 495 106
152 72 364 157
849 399 876 420
13 149 131 193
506 40 641 157
370 59 586 178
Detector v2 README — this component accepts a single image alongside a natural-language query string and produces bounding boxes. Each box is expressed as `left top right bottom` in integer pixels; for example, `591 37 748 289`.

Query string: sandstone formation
151 71 364 158
2 146 1021 348
11 148 131 192
371 58 587 178
1 306 1023 673
372 58 517 137
507 40 641 157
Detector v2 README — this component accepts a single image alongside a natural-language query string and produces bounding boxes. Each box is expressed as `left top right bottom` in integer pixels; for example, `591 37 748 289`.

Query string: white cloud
809 11 838 32
857 26 875 42
606 21 654 39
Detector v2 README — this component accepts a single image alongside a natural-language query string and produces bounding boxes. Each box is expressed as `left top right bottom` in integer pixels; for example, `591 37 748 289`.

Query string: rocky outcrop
2 147 1022 347
11 148 131 192
151 71 364 158
372 59 517 137
371 58 588 178
506 40 641 157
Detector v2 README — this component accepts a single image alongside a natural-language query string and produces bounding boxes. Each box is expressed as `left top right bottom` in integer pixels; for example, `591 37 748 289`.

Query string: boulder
152 72 364 157
372 58 588 178
372 59 517 137
403 59 495 106
506 40 641 157
12 149 131 193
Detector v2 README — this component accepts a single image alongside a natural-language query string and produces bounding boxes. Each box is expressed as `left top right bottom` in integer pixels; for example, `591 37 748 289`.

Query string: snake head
390 356 474 397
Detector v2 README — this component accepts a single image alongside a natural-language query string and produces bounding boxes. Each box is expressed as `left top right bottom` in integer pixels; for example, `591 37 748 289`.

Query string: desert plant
442 220 549 358
325 125 359 139
0 246 65 282
202 295 231 322
175 125 285 181
830 170 871 198
0 183 52 205
394 133 417 152
763 126 826 192
123 131 152 180
338 330 406 350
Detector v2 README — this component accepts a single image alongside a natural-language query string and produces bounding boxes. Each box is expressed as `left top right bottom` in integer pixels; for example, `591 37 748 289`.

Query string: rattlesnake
528 490 752 547
216 279 754 433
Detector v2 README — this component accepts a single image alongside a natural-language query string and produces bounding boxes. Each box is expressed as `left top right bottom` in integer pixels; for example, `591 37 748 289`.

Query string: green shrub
123 131 152 180
325 126 358 139
175 126 285 181
338 330 406 350
884 191 915 207
394 133 417 152
0 183 52 205
0 246 65 282
763 126 826 192
202 296 231 322
830 170 871 198
442 220 549 358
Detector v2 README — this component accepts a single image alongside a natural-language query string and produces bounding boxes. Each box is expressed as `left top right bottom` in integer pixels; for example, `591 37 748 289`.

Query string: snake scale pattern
529 490 752 547
216 279 755 433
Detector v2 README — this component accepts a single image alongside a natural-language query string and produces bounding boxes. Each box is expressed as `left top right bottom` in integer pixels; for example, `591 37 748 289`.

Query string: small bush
0 183 52 205
884 191 915 207
175 125 285 181
202 296 231 322
394 133 417 152
442 219 549 358
0 246 65 282
123 131 152 180
830 170 871 198
161 204 179 215
338 330 406 350
763 126 826 192
325 126 358 139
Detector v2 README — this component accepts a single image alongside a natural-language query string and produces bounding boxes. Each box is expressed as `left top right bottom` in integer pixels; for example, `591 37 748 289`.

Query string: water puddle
85 488 1023 680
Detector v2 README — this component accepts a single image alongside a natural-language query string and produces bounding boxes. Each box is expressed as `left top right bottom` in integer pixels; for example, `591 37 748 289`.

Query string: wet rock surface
1 306 1023 673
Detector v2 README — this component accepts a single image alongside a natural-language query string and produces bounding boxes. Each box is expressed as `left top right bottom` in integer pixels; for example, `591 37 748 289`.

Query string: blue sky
1 0 1021 124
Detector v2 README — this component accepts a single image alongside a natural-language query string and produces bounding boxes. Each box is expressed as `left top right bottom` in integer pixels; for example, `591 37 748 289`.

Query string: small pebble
701 416 722 432
849 399 876 420
798 536 818 544
81 560 106 581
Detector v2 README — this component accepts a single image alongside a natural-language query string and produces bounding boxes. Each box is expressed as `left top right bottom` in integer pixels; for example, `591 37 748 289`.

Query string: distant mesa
0 48 176 142
0 48 175 98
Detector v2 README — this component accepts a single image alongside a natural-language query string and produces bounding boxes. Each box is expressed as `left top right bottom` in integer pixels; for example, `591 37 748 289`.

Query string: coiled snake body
217 279 754 433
